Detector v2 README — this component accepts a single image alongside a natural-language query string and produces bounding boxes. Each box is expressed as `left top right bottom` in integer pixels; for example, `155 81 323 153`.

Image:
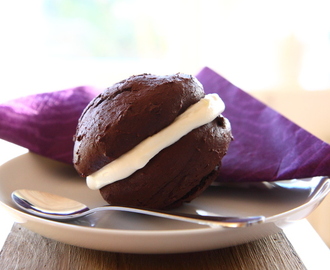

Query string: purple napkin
196 67 330 182
0 86 99 164
0 67 329 182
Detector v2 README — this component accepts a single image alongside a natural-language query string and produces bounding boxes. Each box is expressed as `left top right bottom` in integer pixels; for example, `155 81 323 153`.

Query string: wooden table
0 219 329 270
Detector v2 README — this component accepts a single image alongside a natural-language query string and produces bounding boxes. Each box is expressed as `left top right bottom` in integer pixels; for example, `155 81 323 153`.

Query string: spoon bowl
11 189 265 228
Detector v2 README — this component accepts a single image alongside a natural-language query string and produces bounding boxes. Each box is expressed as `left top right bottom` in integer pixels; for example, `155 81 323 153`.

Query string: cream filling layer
87 93 225 190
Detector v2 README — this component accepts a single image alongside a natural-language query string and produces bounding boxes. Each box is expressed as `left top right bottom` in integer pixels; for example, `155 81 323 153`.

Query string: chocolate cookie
74 73 232 209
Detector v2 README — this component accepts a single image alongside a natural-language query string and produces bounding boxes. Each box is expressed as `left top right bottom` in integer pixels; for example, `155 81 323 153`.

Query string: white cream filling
87 93 225 190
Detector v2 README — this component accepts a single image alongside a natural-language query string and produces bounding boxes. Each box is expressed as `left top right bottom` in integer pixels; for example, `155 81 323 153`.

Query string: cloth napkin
0 86 100 164
0 67 329 182
196 67 330 182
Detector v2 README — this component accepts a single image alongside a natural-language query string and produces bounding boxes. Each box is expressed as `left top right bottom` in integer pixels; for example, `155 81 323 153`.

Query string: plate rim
1 152 329 253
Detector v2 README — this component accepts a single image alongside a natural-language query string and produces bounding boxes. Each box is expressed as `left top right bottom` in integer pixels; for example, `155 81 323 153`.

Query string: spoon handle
11 189 264 228
91 206 265 228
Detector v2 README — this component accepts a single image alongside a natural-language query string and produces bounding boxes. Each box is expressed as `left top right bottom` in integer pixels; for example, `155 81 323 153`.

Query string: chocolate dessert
73 73 232 209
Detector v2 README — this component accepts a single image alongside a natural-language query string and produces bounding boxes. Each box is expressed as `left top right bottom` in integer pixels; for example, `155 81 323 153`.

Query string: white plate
0 153 329 254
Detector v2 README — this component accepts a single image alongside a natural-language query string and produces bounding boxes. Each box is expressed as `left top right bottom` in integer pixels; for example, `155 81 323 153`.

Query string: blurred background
0 0 330 246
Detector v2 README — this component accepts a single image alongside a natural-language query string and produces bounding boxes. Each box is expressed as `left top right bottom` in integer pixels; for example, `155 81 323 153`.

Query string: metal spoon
11 189 265 228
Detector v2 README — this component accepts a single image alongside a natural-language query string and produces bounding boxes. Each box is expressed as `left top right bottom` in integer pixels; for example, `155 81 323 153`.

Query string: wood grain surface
0 223 306 270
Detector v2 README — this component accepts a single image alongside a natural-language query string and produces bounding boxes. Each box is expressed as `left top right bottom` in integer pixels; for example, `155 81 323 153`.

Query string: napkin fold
0 86 100 164
196 67 330 182
0 67 329 182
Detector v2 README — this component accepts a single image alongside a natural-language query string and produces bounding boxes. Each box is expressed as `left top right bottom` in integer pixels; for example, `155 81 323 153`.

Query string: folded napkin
0 67 329 182
197 67 330 182
0 86 100 164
